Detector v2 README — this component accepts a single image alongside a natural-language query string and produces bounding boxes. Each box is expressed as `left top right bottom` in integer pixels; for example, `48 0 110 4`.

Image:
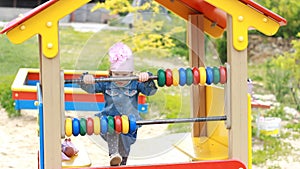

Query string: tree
91 0 186 57
269 33 300 110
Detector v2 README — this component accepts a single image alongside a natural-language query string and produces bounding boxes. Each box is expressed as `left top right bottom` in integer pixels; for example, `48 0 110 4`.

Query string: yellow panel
205 0 280 50
192 136 228 160
61 140 91 168
6 0 90 58
206 86 227 141
248 94 252 169
190 86 229 160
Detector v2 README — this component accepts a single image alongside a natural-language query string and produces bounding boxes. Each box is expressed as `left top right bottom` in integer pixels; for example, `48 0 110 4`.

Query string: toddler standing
80 42 157 166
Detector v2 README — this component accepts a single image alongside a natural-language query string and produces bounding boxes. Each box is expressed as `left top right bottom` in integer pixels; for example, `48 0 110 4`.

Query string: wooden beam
227 14 248 166
188 14 206 137
40 39 62 168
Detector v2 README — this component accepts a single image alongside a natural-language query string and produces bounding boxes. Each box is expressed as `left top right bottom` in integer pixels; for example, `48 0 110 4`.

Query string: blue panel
14 100 37 110
27 80 80 88
64 83 80 88
65 102 105 111
26 80 39 86
138 104 148 113
15 100 148 113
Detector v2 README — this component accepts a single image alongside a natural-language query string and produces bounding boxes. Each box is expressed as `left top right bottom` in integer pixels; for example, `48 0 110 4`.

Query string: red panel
138 95 146 104
0 0 58 34
65 93 104 102
239 0 287 25
66 160 246 169
12 91 37 100
27 72 40 81
179 0 227 29
251 101 270 109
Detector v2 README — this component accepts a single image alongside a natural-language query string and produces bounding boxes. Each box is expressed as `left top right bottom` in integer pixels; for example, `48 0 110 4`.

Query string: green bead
186 68 193 86
108 116 115 134
157 69 166 87
213 67 220 84
79 118 87 136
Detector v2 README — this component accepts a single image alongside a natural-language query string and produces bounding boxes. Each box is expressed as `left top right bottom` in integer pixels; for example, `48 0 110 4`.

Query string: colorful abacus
64 115 227 137
65 115 138 137
157 66 227 87
64 66 227 87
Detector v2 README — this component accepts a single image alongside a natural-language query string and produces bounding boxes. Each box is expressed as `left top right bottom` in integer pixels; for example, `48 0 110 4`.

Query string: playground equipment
11 68 148 112
0 0 286 169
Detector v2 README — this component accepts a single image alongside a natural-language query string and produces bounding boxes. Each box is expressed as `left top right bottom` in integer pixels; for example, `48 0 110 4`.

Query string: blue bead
72 118 80 136
206 67 214 85
179 68 186 86
100 115 108 135
128 114 137 133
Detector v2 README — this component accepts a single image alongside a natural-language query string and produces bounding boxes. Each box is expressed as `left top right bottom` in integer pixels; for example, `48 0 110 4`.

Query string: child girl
80 42 157 166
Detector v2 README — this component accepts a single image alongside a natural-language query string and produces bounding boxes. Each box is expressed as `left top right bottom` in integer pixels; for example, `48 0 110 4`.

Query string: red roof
0 0 58 34
0 0 286 35
239 0 286 26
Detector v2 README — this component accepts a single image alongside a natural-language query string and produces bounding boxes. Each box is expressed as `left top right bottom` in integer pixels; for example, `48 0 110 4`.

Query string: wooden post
40 36 62 169
188 14 206 137
227 14 249 166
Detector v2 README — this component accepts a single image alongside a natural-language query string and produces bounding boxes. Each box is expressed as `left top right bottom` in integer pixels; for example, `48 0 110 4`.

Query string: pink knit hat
109 42 134 72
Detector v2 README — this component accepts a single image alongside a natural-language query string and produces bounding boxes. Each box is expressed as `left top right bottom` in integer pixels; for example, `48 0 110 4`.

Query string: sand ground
1 109 299 169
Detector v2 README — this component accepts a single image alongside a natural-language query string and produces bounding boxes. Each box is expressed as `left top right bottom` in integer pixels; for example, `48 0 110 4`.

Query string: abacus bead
213 67 220 84
108 116 115 134
128 114 137 133
157 69 166 87
199 67 206 85
121 115 129 134
172 69 179 86
114 116 122 134
80 118 87 136
86 117 94 135
192 67 200 85
72 118 80 136
165 69 173 87
93 117 100 135
206 67 213 85
186 68 193 86
179 68 186 86
219 66 227 84
100 116 108 135
65 118 72 137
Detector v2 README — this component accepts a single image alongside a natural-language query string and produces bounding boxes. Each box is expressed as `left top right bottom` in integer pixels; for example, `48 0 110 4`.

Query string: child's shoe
110 153 122 166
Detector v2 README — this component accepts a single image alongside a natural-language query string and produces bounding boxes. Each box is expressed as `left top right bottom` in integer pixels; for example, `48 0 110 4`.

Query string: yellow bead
65 118 72 137
121 115 129 134
93 117 100 135
172 68 179 86
199 67 206 85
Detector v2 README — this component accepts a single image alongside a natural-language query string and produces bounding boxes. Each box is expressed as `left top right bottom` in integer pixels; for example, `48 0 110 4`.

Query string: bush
265 59 291 103
215 33 227 64
0 85 20 117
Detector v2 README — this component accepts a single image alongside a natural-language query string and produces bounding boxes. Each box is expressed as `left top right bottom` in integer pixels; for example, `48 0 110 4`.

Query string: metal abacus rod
136 116 227 125
65 115 227 137
64 66 227 86
64 75 158 84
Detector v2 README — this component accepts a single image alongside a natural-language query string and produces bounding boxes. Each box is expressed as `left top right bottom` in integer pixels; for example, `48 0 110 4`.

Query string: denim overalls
80 74 157 159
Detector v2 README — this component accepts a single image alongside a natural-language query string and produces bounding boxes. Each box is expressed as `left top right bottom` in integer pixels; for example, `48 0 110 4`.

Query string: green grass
252 135 292 165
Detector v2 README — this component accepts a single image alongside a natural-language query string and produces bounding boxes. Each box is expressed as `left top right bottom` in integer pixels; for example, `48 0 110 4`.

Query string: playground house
0 0 286 169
